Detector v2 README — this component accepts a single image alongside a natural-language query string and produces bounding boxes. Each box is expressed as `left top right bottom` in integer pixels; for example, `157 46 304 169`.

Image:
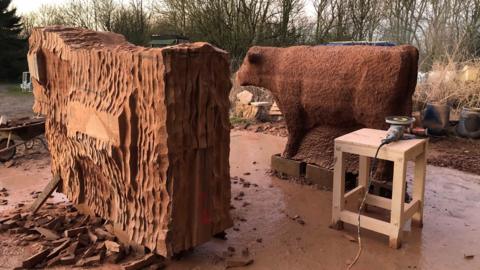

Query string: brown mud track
233 120 480 176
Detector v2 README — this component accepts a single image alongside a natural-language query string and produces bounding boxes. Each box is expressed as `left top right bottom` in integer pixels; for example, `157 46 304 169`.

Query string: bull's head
236 47 272 90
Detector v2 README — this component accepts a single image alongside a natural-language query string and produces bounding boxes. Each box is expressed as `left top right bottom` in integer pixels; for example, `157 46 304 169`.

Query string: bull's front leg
282 102 305 159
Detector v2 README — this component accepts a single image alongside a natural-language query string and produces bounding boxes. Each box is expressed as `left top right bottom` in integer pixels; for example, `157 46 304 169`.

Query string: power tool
382 116 416 144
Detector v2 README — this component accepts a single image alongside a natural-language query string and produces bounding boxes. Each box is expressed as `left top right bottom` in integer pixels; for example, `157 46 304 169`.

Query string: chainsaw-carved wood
27 26 232 257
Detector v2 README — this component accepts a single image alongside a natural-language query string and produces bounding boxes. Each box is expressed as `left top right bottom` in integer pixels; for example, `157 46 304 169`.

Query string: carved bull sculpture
237 45 419 178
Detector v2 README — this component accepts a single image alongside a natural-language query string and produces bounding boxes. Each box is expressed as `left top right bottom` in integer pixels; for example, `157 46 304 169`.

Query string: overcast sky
11 0 315 16
11 0 65 14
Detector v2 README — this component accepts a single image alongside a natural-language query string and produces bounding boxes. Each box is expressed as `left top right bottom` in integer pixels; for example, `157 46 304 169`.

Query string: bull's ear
247 52 262 64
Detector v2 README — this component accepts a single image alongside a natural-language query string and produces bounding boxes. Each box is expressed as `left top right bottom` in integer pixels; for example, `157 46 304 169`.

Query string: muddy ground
0 84 34 119
1 86 480 269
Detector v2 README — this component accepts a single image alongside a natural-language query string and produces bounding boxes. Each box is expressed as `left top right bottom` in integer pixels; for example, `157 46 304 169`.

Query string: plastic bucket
422 103 450 135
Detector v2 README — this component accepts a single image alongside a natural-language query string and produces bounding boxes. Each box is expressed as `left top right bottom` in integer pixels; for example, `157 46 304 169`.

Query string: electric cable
347 141 388 270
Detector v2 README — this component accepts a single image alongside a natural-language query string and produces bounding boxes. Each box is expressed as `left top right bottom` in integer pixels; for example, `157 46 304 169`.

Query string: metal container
456 107 480 139
422 103 450 135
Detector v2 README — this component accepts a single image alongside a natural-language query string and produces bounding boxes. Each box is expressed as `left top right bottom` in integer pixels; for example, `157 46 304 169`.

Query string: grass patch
6 84 31 96
414 60 480 112
230 116 253 125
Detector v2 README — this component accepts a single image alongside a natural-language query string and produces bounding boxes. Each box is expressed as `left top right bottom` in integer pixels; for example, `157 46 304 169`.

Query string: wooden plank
405 141 427 161
365 194 391 210
335 143 399 162
358 156 370 188
404 200 420 220
331 148 345 229
344 185 364 206
30 175 60 214
389 158 407 248
412 143 427 227
339 210 392 235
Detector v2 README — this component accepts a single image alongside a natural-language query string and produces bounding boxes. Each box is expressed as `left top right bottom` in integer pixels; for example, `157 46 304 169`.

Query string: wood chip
105 250 126 263
22 248 52 268
105 240 122 253
122 254 162 270
464 254 475 260
0 213 20 223
51 237 69 245
225 258 254 268
81 245 98 259
3 219 19 229
35 227 61 240
65 240 79 255
343 234 358 242
75 254 102 267
44 215 65 230
23 234 41 241
94 227 115 241
47 239 70 260
146 262 166 270
64 226 87 238
59 254 76 265
88 230 98 243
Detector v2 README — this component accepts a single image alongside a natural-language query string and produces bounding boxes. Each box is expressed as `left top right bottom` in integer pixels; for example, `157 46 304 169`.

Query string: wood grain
27 26 232 257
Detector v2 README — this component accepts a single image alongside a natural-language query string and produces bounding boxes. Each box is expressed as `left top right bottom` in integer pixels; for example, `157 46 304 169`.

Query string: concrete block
305 164 333 190
271 154 305 178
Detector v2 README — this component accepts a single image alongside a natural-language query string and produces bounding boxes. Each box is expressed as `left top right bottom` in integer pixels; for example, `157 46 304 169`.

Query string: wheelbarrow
0 116 47 162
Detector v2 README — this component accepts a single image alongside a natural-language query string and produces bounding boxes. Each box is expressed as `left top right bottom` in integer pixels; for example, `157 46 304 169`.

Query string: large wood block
27 26 232 257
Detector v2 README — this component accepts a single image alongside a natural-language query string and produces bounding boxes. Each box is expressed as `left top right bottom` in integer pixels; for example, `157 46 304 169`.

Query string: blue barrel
456 107 480 139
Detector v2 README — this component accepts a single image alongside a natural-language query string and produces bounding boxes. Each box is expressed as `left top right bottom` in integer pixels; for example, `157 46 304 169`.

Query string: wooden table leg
331 147 345 230
358 156 370 209
389 158 406 249
412 144 427 227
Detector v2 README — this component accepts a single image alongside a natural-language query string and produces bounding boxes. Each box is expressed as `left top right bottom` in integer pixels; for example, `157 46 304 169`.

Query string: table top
335 128 427 155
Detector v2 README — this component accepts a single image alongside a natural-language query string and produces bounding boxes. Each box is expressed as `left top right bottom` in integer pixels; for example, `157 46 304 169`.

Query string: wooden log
27 26 232 257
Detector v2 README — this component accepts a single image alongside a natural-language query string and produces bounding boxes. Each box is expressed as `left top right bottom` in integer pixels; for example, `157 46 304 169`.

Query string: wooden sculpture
27 26 232 257
237 45 418 175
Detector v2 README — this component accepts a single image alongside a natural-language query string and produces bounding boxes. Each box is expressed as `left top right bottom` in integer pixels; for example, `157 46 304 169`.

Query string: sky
11 0 66 14
11 0 315 16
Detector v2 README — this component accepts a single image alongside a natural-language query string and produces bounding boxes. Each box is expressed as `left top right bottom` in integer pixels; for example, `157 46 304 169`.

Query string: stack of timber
27 26 233 257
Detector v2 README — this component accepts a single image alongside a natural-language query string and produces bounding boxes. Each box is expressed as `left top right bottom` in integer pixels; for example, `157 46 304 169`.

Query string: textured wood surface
27 26 232 257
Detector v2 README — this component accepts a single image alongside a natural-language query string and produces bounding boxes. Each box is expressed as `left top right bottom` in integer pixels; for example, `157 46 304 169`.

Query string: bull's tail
406 46 420 114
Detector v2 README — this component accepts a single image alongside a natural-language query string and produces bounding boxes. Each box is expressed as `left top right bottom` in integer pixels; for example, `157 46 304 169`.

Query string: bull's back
268 45 418 129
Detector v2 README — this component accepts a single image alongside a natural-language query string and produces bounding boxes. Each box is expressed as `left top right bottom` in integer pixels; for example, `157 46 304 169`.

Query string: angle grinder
382 116 416 144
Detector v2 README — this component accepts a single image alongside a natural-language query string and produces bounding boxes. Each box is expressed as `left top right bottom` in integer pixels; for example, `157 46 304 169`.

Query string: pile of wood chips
0 202 165 269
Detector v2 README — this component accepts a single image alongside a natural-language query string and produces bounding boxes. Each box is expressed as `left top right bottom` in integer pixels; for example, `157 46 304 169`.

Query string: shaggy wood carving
27 26 232 256
237 45 419 173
